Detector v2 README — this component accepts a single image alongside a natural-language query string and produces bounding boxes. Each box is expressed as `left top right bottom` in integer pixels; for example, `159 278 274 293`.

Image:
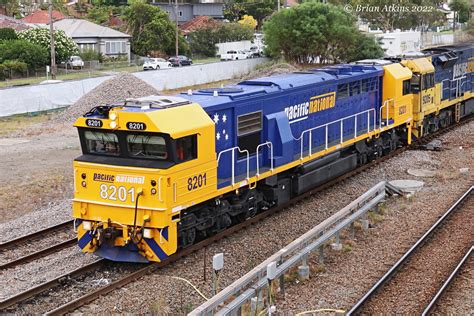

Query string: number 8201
187 173 207 191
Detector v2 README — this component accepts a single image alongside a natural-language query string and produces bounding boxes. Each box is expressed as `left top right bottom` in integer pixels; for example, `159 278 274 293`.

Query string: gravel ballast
74 121 473 314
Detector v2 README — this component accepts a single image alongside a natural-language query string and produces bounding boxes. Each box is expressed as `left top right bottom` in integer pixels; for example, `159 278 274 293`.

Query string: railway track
0 220 75 271
1 116 471 315
422 246 473 315
347 186 473 315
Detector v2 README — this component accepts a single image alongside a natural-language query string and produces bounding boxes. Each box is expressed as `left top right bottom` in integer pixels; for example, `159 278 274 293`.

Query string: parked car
220 50 248 61
67 56 84 69
143 58 173 70
168 55 193 67
249 46 263 58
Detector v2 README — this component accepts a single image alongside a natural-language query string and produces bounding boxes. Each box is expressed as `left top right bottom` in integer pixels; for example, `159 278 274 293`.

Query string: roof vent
213 90 218 97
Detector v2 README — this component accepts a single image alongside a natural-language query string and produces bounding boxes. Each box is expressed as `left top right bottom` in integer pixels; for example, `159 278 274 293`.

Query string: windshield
127 135 168 159
84 131 120 156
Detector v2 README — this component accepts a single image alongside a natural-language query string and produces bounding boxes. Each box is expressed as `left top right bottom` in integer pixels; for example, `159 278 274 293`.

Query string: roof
21 10 65 24
53 18 130 38
180 16 220 35
178 64 383 110
0 14 31 31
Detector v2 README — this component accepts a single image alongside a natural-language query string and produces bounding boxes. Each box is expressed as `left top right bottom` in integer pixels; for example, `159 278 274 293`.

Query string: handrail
297 109 376 160
379 99 393 128
256 142 274 176
157 176 163 202
217 146 250 185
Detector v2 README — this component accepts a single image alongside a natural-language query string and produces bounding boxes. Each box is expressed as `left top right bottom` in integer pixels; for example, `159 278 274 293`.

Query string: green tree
125 0 188 56
345 33 384 62
17 28 78 62
450 0 470 24
187 23 254 57
0 28 17 40
224 0 279 26
0 0 19 17
187 27 218 57
86 6 111 24
263 2 383 63
0 39 49 68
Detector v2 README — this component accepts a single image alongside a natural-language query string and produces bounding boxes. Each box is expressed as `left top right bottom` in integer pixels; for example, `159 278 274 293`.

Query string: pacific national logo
93 173 115 182
284 92 336 123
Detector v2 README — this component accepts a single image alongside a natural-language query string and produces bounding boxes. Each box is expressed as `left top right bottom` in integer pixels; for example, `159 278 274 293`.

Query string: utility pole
48 0 56 79
277 0 280 11
174 0 179 63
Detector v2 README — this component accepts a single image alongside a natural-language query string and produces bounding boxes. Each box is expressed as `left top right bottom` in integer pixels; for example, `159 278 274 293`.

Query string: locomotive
72 44 473 262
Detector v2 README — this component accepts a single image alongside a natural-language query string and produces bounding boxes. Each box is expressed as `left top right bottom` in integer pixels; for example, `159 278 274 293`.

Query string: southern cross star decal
222 114 227 123
213 114 219 124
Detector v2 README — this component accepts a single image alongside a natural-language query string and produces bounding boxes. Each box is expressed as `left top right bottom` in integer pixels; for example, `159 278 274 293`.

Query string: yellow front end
73 101 217 262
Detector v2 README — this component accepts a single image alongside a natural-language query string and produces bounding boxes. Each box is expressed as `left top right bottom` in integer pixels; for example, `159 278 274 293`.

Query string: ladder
455 103 461 123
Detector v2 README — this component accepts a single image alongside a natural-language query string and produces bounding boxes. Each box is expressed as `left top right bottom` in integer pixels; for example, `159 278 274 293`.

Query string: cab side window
176 135 197 162
402 79 411 95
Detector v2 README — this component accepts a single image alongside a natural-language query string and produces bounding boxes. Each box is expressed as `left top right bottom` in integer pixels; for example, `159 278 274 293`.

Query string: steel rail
347 186 473 315
421 246 473 316
0 238 76 271
5 114 472 315
0 259 105 310
44 114 474 315
0 220 73 251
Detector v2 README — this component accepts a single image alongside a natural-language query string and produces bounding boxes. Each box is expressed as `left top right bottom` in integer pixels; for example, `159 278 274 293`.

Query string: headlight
143 228 152 239
109 113 117 120
81 181 86 187
83 221 92 231
110 121 117 129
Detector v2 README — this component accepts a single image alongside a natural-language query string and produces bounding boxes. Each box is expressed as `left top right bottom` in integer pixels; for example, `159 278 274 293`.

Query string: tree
188 23 254 57
0 0 19 17
345 33 384 62
17 28 78 62
0 39 49 68
0 28 17 40
86 6 111 25
187 27 219 57
224 0 278 26
450 0 470 24
124 0 188 56
238 14 257 30
263 2 383 63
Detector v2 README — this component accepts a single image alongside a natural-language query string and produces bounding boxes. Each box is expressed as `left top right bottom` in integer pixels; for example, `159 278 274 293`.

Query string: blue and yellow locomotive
73 44 473 262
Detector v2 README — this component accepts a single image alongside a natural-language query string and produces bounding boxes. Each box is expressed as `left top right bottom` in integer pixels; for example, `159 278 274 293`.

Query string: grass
193 57 220 64
0 112 53 136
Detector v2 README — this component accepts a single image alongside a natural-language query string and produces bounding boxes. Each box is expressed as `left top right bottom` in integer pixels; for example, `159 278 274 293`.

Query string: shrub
0 39 49 69
78 48 103 62
1 60 28 79
18 28 78 63
0 28 17 41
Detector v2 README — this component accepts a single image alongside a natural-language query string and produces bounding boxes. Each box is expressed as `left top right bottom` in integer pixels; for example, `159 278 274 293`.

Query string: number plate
86 119 103 127
100 184 136 203
127 122 147 130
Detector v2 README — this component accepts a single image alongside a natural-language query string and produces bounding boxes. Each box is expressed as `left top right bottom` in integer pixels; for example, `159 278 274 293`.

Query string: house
179 15 220 35
152 0 224 25
21 9 66 25
53 19 131 62
0 14 31 31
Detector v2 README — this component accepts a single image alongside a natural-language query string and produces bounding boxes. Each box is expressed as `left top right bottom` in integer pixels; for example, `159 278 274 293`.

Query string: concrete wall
0 58 268 117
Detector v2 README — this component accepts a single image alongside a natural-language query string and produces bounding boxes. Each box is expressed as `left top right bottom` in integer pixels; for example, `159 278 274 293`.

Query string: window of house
402 79 411 95
179 11 183 17
237 111 262 155
175 135 197 162
105 41 127 54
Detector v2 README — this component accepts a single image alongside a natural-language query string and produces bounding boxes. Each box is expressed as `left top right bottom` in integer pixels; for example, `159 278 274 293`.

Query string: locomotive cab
72 96 216 262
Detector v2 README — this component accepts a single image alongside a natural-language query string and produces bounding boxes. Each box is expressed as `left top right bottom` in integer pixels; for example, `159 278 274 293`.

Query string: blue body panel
424 45 474 100
178 65 384 188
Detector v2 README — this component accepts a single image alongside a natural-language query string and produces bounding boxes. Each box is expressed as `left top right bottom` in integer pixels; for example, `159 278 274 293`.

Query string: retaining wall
0 58 268 117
